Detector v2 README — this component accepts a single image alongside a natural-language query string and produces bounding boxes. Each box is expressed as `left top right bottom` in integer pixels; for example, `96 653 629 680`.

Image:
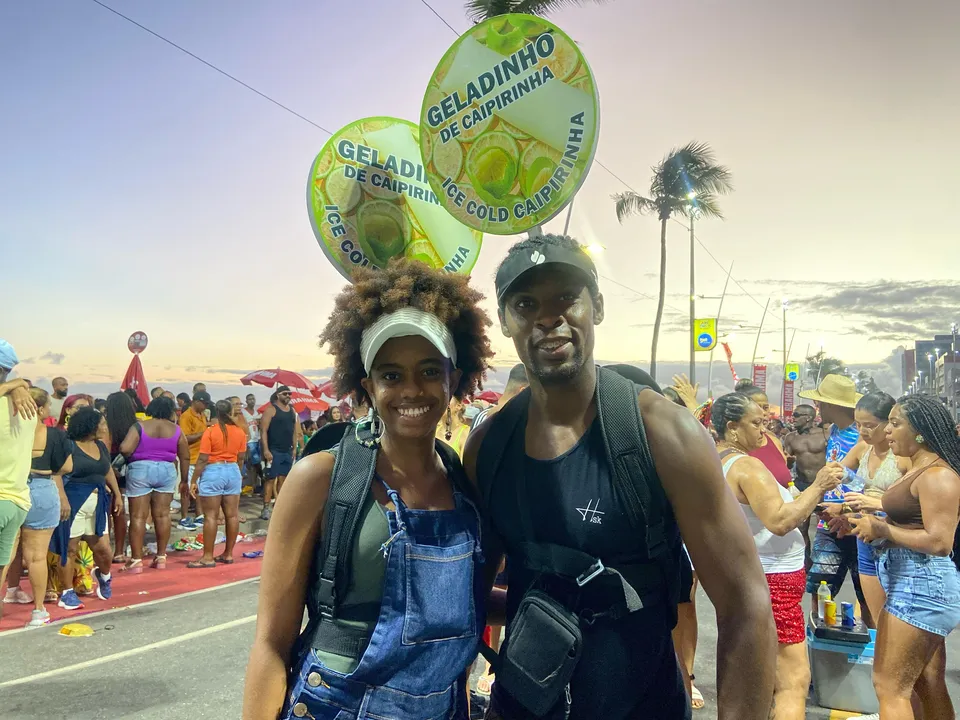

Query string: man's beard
54 390 67 398
527 344 586 386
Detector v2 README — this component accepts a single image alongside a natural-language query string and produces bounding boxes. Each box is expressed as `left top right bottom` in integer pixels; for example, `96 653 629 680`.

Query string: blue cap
0 339 18 371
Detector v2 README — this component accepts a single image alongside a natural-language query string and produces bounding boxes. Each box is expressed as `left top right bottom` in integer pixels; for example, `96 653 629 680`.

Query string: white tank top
723 454 805 574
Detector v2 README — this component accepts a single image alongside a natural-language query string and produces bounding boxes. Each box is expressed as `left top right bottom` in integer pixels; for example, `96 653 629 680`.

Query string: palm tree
805 351 847 385
613 142 732 380
465 0 611 22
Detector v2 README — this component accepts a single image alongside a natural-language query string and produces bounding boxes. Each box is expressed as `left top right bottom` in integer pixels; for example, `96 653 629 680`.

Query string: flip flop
242 550 264 559
214 556 234 565
476 673 494 697
691 682 705 710
187 560 216 569
120 559 143 574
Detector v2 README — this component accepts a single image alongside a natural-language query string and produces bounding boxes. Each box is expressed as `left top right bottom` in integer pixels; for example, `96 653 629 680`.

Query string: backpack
296 424 479 663
476 365 683 623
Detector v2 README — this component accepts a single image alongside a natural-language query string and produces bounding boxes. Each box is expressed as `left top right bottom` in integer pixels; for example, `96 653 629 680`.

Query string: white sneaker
25 609 51 628
171 499 182 511
3 588 32 604
848 714 880 720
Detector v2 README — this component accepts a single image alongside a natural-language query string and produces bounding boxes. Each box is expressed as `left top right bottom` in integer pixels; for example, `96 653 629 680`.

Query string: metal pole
562 200 575 236
707 262 734 398
782 302 788 414
689 213 696 385
528 224 543 239
800 343 810 393
751 298 771 368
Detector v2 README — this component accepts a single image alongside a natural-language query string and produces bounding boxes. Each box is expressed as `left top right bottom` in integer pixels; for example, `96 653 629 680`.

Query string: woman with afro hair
243 259 494 720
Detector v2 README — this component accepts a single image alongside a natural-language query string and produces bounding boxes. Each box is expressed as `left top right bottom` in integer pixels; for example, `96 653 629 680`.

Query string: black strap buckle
576 559 604 587
317 577 336 619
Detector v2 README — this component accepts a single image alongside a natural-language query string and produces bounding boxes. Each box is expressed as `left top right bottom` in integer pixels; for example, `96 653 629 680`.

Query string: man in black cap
464 233 776 719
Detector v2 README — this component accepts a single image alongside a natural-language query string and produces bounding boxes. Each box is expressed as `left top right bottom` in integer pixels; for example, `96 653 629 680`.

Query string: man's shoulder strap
315 433 377 619
595 366 672 558
476 388 530 511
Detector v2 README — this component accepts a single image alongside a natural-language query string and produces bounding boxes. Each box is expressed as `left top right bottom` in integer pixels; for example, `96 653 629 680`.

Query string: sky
2 0 959 401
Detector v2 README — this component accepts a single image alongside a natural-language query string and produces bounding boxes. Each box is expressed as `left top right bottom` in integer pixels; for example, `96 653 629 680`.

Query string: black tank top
267 403 295 452
489 417 690 720
69 440 110 488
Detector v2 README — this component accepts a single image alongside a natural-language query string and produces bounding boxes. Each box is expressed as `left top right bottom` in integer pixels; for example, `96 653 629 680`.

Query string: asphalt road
0 576 957 719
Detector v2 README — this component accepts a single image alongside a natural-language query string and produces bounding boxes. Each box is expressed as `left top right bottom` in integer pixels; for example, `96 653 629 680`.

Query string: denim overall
283 476 485 720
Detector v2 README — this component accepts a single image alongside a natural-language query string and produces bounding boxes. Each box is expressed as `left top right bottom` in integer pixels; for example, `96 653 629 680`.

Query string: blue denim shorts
246 442 262 466
126 460 177 498
878 547 960 637
266 451 293 479
857 537 880 577
198 463 242 497
23 476 61 530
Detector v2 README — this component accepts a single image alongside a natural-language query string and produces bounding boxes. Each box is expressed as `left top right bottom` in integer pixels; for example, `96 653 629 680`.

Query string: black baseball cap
495 241 599 306
193 390 212 405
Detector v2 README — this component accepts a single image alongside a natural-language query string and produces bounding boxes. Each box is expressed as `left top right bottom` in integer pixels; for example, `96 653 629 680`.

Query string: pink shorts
766 568 806 644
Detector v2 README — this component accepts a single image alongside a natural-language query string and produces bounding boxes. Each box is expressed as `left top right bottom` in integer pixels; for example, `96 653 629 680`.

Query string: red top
749 435 793 489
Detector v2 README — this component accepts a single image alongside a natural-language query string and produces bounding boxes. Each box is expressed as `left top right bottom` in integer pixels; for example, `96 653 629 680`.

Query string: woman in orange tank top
840 395 960 718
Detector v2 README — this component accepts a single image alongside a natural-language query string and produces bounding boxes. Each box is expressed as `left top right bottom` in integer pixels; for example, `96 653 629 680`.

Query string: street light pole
752 298 771 369
688 199 697 385
782 299 788 414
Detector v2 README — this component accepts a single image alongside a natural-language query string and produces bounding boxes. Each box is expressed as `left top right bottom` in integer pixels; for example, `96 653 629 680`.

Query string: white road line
0 614 258 688
0 576 260 638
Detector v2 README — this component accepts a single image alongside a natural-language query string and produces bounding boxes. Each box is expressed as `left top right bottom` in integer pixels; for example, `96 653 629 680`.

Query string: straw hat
797 374 863 408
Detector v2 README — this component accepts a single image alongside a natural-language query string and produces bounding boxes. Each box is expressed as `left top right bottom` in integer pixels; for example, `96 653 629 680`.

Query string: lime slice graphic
433 137 464 183
360 119 392 134
484 17 526 55
542 33 579 82
499 119 531 142
324 166 362 215
313 147 335 180
356 200 409 266
466 132 519 202
405 238 442 268
521 141 562 198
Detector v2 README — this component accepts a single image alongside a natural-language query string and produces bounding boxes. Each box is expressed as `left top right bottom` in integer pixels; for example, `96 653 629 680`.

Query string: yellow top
0 397 36 511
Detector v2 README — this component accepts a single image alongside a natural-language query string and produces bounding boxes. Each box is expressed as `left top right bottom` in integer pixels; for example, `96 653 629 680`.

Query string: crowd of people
2 234 959 720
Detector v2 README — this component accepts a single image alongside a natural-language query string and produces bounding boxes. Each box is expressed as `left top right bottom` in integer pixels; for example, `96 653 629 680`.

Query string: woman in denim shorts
846 395 960 718
188 400 246 569
7 389 72 627
120 396 190 572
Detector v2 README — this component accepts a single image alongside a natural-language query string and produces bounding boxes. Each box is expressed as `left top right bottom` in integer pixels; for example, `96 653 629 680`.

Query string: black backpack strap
315 433 378 620
595 366 671 559
476 389 530 513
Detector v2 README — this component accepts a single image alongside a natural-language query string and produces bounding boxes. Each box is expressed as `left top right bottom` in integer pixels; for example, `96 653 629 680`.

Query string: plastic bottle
817 580 832 621
787 481 801 499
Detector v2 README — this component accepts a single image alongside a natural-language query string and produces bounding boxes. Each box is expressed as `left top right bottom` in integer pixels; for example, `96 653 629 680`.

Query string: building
909 333 957 394
901 348 916 394
935 354 959 421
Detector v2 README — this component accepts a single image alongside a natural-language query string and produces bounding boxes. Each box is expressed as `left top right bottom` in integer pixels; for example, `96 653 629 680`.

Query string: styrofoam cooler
807 625 879 714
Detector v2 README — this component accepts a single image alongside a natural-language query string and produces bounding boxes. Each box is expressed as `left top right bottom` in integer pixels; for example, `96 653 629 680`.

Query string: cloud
789 279 960 341
39 351 65 365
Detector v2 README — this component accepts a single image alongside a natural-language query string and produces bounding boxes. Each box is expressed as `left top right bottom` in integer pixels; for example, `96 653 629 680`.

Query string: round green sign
420 14 600 235
307 117 483 281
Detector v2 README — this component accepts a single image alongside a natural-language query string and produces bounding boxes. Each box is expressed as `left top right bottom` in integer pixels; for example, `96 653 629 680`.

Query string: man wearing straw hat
798 374 866 606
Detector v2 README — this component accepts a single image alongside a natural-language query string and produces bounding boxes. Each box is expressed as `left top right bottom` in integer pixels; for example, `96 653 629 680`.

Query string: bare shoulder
276 451 336 519
462 420 493 488
638 390 710 450
915 464 960 496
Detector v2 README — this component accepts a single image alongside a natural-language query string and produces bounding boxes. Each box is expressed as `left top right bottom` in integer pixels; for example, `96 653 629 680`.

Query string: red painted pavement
0 539 264 633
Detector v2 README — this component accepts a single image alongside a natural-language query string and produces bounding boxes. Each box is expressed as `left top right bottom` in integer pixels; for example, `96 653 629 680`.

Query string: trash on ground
59 623 94 637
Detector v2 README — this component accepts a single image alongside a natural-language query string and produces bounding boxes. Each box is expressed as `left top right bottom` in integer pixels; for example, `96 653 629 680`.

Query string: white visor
360 307 457 374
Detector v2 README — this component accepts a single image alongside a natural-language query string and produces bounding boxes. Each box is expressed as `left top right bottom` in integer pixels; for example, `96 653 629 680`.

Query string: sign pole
707 262 734 398
562 199 575 236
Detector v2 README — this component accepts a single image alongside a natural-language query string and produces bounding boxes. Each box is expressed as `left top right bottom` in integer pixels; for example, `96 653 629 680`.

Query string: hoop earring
444 407 453 441
355 406 384 448
915 434 925 445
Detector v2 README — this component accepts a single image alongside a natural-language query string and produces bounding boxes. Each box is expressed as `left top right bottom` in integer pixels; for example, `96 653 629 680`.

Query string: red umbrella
240 369 321 397
121 355 149 408
475 390 502 404
258 390 329 416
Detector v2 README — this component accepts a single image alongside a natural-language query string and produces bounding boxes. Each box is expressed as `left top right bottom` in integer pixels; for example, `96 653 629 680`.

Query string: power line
88 0 334 136
416 0 462 33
